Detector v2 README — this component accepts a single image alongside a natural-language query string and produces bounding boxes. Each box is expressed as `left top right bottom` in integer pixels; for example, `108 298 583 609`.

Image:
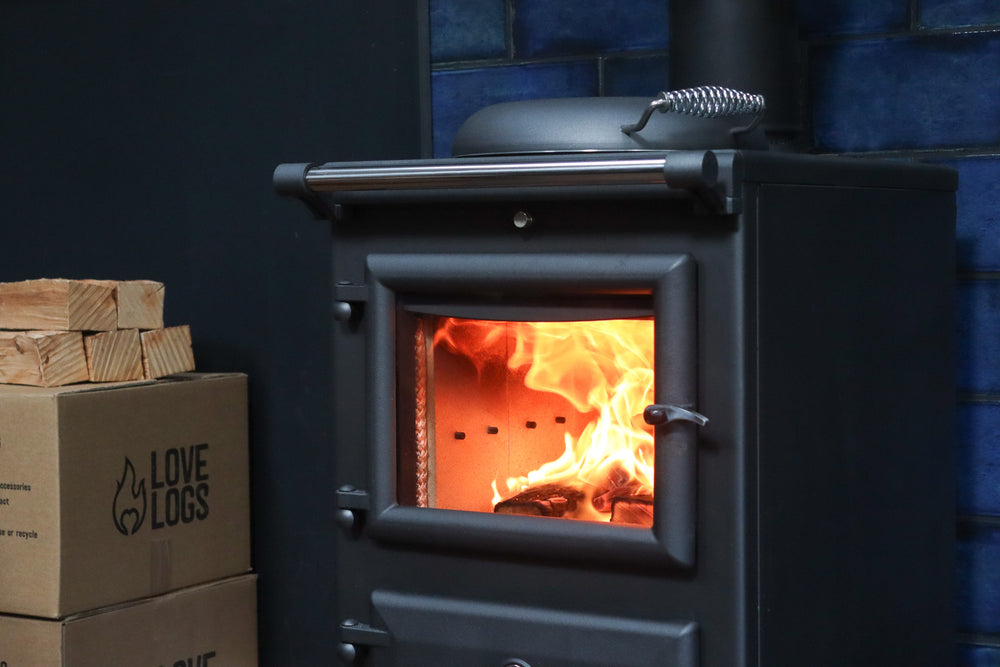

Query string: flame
435 317 654 522
112 457 147 535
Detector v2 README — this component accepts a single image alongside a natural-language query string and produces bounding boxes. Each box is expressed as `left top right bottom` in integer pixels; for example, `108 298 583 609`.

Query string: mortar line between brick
959 393 1000 404
956 633 1000 649
432 49 670 72
505 0 515 61
807 23 1000 45
958 515 1000 528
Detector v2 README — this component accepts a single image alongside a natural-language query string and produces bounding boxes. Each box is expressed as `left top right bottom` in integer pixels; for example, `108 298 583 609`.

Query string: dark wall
1 2 427 662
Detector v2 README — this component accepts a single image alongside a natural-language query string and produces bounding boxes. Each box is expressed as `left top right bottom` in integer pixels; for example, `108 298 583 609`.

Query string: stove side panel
753 181 956 666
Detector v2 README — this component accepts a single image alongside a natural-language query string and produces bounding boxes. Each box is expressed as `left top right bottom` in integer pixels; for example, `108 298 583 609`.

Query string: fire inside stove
404 315 655 527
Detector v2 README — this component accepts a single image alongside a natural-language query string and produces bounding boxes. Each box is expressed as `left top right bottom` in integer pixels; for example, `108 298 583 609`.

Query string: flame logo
112 457 147 535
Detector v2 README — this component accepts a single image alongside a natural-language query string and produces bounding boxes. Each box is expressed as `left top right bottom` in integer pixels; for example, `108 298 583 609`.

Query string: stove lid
451 87 768 157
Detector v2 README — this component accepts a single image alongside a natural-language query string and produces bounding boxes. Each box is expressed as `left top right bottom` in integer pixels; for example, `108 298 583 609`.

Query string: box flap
0 372 247 397
0 378 155 397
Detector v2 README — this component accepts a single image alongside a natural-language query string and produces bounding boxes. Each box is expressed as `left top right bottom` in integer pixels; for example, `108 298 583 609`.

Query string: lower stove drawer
363 590 699 667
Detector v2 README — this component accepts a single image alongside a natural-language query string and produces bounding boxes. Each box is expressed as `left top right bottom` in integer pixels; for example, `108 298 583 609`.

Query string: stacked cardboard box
0 278 195 386
0 576 258 665
0 369 256 662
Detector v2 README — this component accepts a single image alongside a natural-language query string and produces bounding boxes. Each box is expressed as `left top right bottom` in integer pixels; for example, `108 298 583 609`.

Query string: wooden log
86 279 165 329
84 329 143 382
609 495 654 528
116 280 164 329
493 484 584 518
0 331 89 387
140 325 195 378
0 279 117 331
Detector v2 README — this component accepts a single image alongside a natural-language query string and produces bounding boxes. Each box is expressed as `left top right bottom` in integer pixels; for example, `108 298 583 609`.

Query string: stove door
366 590 699 667
364 253 700 569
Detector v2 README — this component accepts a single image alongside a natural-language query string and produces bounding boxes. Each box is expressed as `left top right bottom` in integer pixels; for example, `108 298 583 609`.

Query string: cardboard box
0 373 250 618
0 574 258 666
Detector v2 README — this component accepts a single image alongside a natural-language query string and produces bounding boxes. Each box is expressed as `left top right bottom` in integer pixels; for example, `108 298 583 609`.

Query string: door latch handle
643 404 709 426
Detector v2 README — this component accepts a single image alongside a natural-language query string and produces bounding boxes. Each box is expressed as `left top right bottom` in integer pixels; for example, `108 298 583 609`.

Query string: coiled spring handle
621 86 766 136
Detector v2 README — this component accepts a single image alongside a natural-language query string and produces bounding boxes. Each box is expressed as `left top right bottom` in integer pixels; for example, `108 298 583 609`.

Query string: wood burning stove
275 143 956 666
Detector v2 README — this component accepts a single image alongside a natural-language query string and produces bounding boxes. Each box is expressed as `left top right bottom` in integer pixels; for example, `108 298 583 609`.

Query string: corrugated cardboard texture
0 391 62 614
0 373 250 618
0 574 258 666
0 613 63 665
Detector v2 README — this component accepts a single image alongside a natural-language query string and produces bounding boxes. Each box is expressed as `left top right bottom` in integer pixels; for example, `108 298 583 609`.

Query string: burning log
494 484 584 518
591 465 646 513
610 495 654 527
592 481 646 513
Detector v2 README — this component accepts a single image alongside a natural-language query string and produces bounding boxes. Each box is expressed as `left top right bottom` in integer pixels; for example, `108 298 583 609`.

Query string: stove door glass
405 316 655 528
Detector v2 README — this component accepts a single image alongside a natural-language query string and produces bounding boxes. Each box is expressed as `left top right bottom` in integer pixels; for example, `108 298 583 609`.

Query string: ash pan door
366 590 699 667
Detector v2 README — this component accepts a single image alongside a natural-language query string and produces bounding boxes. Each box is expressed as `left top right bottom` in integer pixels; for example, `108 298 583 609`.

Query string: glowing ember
433 317 654 523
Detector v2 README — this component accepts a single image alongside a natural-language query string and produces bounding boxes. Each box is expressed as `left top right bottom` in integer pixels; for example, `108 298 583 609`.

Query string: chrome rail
303 157 671 192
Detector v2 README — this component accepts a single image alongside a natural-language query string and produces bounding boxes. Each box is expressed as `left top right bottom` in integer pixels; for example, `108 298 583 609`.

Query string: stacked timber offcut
0 279 195 386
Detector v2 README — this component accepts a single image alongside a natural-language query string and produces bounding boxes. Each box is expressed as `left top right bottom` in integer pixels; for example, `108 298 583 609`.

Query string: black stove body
275 149 956 667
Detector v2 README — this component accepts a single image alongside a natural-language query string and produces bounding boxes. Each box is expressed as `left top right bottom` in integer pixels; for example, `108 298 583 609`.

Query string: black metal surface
450 97 768 156
364 253 699 567
276 152 955 666
277 150 955 209
753 183 957 665
670 0 804 149
371 590 699 666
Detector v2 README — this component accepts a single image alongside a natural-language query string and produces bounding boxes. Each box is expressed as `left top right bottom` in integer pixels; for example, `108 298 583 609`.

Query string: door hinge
335 486 370 531
337 619 390 664
333 282 368 322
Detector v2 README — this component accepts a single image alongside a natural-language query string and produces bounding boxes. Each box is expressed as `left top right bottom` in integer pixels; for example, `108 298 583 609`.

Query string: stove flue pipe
669 0 804 150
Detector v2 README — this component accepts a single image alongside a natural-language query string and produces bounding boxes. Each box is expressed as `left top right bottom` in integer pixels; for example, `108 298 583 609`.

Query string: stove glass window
399 315 655 527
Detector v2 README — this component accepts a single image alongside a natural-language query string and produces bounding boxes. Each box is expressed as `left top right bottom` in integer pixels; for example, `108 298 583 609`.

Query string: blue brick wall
429 0 668 157
430 0 1000 661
